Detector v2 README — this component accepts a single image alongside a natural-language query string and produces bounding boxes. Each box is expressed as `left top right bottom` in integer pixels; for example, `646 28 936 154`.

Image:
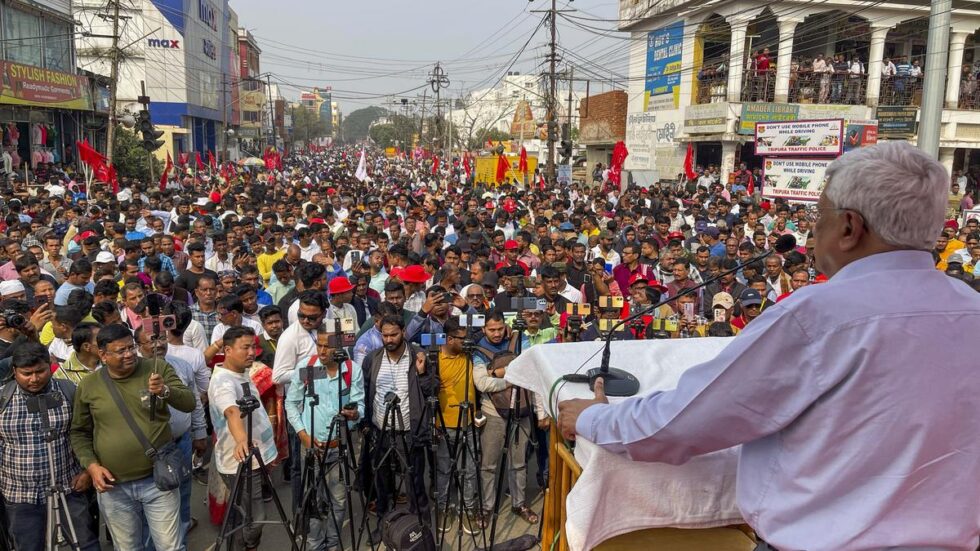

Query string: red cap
309 218 326 225
328 276 355 294
759 201 772 210
503 239 519 250
944 219 959 230
209 191 222 204
667 231 685 241
326 188 337 195
814 274 829 283
647 279 668 293
399 264 431 284
628 273 648 287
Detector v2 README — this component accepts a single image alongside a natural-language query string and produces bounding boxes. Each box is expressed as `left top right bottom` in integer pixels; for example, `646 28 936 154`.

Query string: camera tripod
26 393 81 551
486 318 544 550
295 348 373 551
430 331 489 550
215 382 299 551
371 393 431 535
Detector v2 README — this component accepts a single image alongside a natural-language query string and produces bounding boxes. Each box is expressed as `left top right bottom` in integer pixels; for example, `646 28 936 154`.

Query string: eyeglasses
298 313 322 322
109 344 137 356
447 334 466 341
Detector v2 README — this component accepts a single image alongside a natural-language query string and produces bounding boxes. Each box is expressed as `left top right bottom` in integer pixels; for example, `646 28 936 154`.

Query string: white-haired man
559 141 980 551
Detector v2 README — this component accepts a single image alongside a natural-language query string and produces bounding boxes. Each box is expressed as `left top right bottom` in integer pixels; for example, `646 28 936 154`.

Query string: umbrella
238 157 265 167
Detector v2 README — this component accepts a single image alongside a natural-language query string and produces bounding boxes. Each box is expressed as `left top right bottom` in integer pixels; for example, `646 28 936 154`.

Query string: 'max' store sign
147 38 180 49
199 0 218 31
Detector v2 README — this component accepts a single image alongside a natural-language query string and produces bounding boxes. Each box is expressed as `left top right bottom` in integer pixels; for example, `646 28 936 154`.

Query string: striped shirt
373 348 411 430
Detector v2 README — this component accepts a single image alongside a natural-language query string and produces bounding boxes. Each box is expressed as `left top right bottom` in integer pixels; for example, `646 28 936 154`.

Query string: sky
228 0 629 110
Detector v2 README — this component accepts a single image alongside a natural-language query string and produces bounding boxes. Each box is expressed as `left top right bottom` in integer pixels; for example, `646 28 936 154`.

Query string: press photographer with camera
0 342 101 551
209 326 279 551
362 314 435 519
406 285 470 344
69 323 196 551
284 323 364 550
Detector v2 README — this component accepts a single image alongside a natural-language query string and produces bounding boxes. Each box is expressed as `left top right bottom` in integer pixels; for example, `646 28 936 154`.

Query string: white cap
95 251 116 264
0 280 25 297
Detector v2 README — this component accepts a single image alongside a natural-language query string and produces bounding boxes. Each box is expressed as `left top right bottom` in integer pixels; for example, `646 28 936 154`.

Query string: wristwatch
159 385 170 399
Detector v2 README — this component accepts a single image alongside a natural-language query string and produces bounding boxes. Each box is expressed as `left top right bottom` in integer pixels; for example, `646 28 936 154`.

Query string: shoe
437 509 456 535
511 505 539 525
188 517 199 533
463 511 486 535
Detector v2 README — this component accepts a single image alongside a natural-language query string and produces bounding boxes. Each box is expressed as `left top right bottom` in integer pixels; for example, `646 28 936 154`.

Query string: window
43 18 71 72
4 6 42 67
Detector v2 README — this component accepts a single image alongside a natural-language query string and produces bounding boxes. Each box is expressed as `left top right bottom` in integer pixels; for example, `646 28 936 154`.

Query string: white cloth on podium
506 338 744 551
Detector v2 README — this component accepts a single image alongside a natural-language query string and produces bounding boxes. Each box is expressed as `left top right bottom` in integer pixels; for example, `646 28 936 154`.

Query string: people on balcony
831 54 849 103
812 53 832 103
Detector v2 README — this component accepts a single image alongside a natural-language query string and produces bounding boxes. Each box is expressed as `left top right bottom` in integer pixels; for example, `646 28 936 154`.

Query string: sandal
511 505 539 524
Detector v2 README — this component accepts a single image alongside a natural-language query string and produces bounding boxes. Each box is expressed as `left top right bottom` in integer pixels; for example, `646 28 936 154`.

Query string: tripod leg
56 492 81 551
215 462 247 551
251 455 299 551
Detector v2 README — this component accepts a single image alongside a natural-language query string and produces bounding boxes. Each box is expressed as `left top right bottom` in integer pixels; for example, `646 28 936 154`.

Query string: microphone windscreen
774 234 797 254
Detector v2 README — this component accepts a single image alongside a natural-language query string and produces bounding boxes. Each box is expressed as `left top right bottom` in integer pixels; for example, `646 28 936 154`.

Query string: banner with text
644 22 683 112
762 158 832 202
0 61 91 111
755 119 843 156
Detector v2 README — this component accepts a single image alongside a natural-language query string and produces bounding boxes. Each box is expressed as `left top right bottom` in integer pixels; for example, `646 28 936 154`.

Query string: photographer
70 323 195 551
284 323 364 550
0 343 100 551
406 285 470 344
209 326 279 551
362 314 435 519
433 317 484 534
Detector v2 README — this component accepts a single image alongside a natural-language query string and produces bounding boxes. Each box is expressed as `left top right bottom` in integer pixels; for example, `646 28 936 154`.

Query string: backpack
475 336 533 418
0 378 76 413
382 507 435 551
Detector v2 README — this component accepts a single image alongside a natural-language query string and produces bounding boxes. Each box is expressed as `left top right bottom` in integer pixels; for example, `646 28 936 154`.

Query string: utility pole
105 0 121 165
221 74 228 162
265 74 276 148
428 63 449 152
531 0 574 183
918 0 951 158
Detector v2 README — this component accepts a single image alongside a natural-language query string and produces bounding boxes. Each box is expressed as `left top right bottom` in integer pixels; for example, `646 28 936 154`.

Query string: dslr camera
2 309 26 329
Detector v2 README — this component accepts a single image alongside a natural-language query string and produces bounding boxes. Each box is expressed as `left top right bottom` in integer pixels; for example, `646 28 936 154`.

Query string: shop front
0 60 92 178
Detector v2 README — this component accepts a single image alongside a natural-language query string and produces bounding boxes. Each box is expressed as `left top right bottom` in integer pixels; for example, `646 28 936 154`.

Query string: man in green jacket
70 323 195 551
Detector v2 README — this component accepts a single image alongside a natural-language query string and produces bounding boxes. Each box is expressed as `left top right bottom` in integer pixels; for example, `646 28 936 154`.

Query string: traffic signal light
546 120 558 142
137 110 164 152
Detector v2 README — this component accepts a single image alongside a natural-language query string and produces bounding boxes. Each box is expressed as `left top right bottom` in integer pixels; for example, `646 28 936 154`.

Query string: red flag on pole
495 154 509 184
195 152 205 171
75 140 106 168
159 152 173 191
608 141 629 189
487 139 493 148
683 143 697 181
431 156 439 175
518 147 528 174
207 151 216 170
107 165 119 195
178 152 189 167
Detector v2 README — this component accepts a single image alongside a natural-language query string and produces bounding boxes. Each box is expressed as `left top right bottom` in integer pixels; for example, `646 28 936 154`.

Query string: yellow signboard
474 155 538 185
384 147 397 158
0 61 91 111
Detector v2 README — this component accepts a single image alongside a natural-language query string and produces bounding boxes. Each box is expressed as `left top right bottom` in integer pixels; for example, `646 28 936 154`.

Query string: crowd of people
0 143 975 551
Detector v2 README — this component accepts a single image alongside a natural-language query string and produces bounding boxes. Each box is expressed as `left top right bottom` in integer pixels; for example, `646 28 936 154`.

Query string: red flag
608 141 629 189
274 150 283 171
107 165 118 194
487 139 493 148
207 150 216 169
495 154 509 184
463 156 472 179
195 152 205 171
746 170 755 196
75 140 106 168
683 143 697 181
178 152 189 167
159 152 173 191
539 172 546 190
220 161 231 182
431 156 439 175
518 147 528 174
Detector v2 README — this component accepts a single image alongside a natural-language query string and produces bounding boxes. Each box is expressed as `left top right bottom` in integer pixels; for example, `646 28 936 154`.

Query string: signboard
0 62 91 111
738 102 798 134
762 158 833 202
644 22 683 112
755 119 843 156
843 120 878 151
963 208 980 225
684 103 729 134
876 106 918 137
557 164 572 185
474 155 538 186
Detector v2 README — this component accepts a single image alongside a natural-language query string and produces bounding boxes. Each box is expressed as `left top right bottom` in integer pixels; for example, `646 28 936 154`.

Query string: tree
290 106 328 146
369 124 398 148
468 127 511 150
111 127 163 183
342 106 387 142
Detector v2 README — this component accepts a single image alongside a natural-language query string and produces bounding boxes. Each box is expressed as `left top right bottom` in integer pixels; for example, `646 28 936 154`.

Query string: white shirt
272 321 318 392
576 251 980 550
560 282 583 304
205 254 235 273
298 241 321 262
209 366 278 475
882 61 896 76
182 320 208 353
590 246 621 269
167 343 210 396
372 347 411 430
210 317 263 345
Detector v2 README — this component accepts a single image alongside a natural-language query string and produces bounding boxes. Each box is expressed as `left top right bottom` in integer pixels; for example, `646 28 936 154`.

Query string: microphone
580 234 797 397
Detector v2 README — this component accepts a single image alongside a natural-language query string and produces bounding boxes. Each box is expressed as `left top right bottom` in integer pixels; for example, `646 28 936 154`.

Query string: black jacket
362 343 439 444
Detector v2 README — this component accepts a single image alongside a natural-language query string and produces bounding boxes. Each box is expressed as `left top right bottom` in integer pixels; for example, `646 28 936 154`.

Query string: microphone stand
579 242 790 397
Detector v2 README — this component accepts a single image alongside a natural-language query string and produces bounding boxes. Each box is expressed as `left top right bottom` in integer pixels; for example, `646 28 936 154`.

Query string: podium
507 339 757 551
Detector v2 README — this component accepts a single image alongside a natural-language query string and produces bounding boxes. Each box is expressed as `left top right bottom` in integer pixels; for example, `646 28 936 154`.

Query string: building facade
619 0 980 186
579 90 628 167
237 28 264 153
76 0 234 159
0 0 94 172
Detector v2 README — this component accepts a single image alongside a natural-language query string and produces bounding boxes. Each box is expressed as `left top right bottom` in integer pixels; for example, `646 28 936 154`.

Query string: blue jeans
142 432 192 551
306 451 347 551
4 493 101 551
97 475 182 551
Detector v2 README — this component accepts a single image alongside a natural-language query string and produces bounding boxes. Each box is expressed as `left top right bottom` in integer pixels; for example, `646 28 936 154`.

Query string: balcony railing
695 74 728 105
741 70 775 102
959 77 980 110
786 71 869 105
879 75 922 107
